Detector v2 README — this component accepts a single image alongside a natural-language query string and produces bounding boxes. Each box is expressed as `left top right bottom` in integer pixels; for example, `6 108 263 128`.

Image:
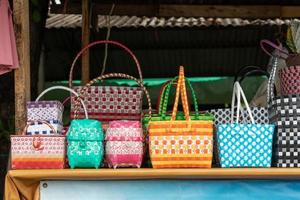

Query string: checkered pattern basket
27 101 63 122
69 40 144 123
71 86 143 121
210 66 270 166
11 121 66 169
74 73 153 169
268 57 300 167
279 66 300 95
149 67 213 168
26 120 63 135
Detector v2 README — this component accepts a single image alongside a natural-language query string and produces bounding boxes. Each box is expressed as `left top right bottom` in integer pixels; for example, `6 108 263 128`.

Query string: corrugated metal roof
44 25 277 80
46 14 297 29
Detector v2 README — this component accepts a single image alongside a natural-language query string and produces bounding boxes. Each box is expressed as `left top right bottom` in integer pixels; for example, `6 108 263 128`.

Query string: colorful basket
217 82 275 168
105 121 144 169
279 66 300 95
69 40 144 122
268 60 300 167
148 66 213 168
26 101 63 122
103 74 152 169
11 121 66 169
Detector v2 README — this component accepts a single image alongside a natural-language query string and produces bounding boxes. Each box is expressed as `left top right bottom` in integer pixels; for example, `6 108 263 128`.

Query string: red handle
68 40 143 87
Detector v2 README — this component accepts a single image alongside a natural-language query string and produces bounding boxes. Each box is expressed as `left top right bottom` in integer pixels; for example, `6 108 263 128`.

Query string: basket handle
156 79 174 112
168 66 190 121
267 57 279 103
68 40 143 88
231 82 255 124
159 77 199 118
260 39 288 58
74 73 152 119
35 86 89 119
236 69 269 83
180 67 191 121
234 66 263 83
22 120 58 150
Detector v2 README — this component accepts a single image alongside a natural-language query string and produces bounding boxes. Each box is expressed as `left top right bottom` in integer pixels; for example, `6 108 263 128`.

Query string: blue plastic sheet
40 180 300 200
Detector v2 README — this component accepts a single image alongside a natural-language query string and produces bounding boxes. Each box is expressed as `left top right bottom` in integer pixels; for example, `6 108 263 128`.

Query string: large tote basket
149 66 213 168
260 39 300 167
69 40 144 122
217 82 275 168
268 54 300 167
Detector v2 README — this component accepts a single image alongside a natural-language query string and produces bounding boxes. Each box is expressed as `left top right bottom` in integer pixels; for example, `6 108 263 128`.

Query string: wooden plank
81 0 90 84
281 6 300 18
13 0 30 134
50 4 300 18
51 4 158 16
159 5 281 18
8 168 300 179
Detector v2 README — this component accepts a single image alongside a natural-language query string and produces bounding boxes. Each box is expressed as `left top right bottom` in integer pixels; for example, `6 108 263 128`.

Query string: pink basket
105 121 144 169
279 66 300 95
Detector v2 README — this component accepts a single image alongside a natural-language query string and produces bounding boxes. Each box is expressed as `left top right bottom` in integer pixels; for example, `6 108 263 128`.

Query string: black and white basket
210 107 269 126
268 57 300 167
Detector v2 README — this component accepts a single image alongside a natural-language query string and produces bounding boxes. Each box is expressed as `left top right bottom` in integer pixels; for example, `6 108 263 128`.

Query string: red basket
279 66 300 95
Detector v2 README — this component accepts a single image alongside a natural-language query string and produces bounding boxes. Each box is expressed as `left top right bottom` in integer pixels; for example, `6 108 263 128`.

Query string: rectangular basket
27 101 64 122
105 121 144 168
70 86 143 122
149 120 213 168
11 135 66 169
26 120 63 135
269 95 300 167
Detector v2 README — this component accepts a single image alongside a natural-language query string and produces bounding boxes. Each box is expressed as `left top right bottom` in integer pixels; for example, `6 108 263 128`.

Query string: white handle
35 86 89 119
231 82 255 124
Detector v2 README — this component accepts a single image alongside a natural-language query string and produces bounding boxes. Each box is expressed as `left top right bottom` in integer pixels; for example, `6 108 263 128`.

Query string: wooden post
81 0 90 84
13 0 31 134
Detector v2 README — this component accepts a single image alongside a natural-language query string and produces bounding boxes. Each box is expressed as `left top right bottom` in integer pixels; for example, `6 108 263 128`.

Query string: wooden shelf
9 168 300 180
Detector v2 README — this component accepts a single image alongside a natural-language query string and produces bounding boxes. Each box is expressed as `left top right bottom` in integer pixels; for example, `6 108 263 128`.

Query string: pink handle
260 39 288 58
68 40 143 88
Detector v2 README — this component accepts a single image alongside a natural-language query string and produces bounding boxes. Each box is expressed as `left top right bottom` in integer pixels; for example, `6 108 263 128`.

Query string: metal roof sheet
46 14 297 29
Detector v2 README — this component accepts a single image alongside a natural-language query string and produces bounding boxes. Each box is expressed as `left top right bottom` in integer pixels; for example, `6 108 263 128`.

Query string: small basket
11 121 66 169
74 73 152 169
105 121 144 169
